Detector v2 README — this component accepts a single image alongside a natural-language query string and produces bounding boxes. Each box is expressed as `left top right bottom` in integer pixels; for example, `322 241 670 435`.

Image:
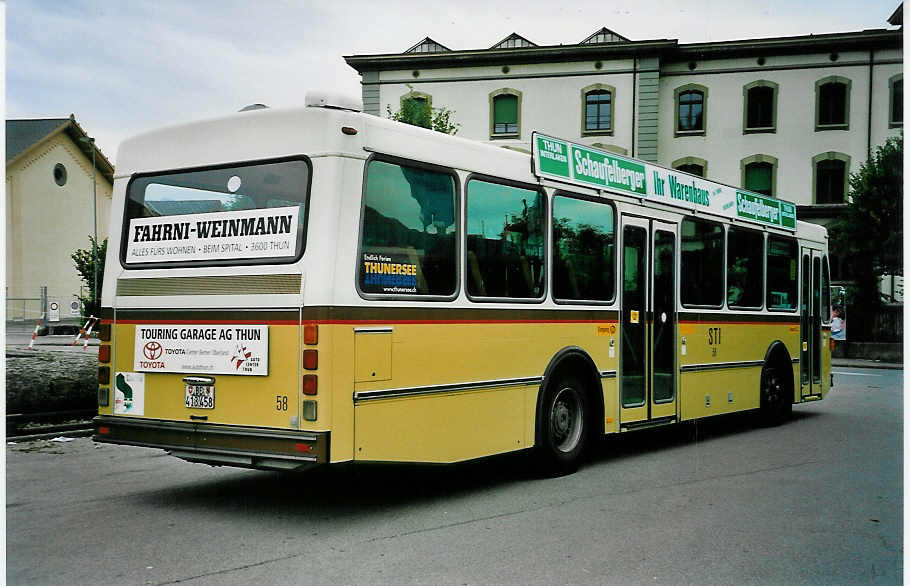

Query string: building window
493 95 518 134
890 75 902 128
591 143 627 155
672 156 707 178
812 152 851 204
490 33 537 49
675 84 707 135
489 89 521 138
581 84 615 135
53 163 68 186
397 91 432 125
741 154 778 197
815 76 851 130
743 80 778 133
404 37 451 54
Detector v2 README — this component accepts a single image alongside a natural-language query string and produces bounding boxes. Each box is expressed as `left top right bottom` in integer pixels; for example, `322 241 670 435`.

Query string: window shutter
745 163 772 195
493 95 518 123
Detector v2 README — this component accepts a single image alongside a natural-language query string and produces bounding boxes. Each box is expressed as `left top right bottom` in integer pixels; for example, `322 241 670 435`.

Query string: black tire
536 376 589 475
760 365 792 426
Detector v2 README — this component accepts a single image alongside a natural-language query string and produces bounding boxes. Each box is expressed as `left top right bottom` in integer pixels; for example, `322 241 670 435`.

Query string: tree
386 87 460 135
830 135 902 338
71 236 107 318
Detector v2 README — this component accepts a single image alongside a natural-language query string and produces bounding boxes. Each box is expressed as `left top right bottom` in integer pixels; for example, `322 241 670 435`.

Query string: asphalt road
7 367 902 585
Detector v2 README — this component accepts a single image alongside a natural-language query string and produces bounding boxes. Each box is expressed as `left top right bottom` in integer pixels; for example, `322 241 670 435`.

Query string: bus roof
116 105 824 241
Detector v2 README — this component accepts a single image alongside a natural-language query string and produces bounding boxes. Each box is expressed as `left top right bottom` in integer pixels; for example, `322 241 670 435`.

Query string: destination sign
532 132 796 230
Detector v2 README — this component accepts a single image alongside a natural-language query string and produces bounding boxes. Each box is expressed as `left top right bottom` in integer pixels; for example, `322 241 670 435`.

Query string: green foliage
831 134 902 310
386 88 460 135
71 236 107 318
428 106 460 136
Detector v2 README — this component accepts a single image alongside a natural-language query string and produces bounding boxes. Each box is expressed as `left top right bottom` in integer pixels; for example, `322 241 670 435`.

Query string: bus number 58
276 395 288 411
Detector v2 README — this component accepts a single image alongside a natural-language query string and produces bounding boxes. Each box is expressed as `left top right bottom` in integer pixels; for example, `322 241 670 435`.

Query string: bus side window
766 237 798 310
821 256 831 322
358 160 457 297
552 195 615 302
680 217 724 307
727 227 764 309
466 179 545 300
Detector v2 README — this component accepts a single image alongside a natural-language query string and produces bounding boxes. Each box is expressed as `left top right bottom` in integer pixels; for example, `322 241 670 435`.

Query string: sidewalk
832 358 903 370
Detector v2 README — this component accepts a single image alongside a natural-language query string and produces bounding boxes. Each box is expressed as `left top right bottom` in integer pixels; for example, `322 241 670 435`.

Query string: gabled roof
490 32 537 49
6 118 69 162
405 37 451 54
888 2 902 25
580 27 630 45
6 115 114 182
345 27 899 73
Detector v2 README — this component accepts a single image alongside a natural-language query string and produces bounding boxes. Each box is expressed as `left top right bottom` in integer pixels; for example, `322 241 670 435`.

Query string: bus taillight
303 349 318 370
303 374 318 395
98 345 111 363
98 366 110 385
304 324 318 345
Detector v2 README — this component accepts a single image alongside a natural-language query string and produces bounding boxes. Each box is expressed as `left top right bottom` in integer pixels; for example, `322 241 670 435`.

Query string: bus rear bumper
93 415 328 472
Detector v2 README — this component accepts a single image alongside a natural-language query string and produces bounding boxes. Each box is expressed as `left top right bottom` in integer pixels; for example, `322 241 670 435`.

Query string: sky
6 0 902 164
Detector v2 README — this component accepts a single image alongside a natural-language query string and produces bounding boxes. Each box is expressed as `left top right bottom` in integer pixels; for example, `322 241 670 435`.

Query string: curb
7 428 93 443
832 360 903 370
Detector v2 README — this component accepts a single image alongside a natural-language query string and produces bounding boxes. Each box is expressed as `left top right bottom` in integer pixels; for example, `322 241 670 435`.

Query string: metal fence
6 286 84 326
5 297 43 321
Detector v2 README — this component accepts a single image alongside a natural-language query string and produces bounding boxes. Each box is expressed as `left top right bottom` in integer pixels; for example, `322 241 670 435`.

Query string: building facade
6 116 114 320
345 17 902 283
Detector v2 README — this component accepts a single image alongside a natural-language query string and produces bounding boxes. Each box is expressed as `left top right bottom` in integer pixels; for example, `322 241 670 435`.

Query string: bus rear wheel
760 365 791 426
537 377 588 475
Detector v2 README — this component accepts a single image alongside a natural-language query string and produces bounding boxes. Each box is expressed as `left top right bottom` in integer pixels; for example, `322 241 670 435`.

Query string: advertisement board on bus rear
133 325 269 375
125 206 299 264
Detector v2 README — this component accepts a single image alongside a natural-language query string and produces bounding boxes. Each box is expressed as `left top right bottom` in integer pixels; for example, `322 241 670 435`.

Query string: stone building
345 9 903 284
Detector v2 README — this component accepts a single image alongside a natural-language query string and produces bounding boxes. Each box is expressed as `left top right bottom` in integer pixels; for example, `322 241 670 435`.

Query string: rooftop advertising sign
532 132 796 230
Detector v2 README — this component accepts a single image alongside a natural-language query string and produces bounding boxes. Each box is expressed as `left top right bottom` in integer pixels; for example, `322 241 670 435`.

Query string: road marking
833 371 885 377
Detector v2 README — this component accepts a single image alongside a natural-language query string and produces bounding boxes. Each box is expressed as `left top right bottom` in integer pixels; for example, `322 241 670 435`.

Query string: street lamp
79 135 98 315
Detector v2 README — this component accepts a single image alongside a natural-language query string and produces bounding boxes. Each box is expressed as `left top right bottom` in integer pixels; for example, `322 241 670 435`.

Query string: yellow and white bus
94 93 832 474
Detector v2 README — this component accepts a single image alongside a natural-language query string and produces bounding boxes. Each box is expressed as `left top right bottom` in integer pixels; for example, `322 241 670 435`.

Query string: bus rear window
122 158 310 267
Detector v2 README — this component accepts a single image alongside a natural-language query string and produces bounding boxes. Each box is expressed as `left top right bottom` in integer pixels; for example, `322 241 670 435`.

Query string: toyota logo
143 341 163 360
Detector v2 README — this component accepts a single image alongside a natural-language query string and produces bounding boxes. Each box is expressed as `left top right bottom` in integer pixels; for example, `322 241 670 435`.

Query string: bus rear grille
116 274 302 296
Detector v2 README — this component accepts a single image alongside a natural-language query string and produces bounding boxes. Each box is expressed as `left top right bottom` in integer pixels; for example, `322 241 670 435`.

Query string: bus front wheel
537 377 588 475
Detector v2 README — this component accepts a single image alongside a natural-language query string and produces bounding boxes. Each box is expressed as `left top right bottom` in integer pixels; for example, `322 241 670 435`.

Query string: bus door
800 249 826 398
619 217 678 428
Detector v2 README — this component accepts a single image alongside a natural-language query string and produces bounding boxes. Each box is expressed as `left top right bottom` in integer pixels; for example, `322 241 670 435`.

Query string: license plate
185 384 215 409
